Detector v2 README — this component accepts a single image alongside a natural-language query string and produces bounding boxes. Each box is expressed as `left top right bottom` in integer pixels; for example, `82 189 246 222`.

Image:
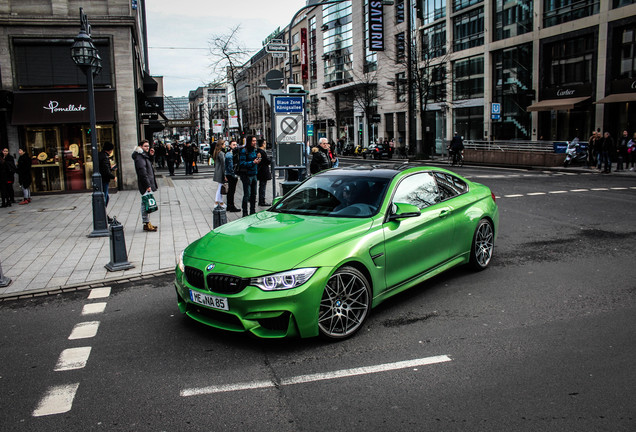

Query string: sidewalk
0 163 277 300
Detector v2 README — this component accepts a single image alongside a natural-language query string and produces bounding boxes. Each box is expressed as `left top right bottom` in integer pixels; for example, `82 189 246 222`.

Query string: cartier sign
542 84 592 100
12 90 115 125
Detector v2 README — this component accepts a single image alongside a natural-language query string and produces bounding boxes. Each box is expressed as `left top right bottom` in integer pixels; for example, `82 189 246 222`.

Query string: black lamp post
71 8 109 237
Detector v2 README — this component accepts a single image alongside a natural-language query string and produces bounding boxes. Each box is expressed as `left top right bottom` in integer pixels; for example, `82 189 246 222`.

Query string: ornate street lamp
71 8 108 237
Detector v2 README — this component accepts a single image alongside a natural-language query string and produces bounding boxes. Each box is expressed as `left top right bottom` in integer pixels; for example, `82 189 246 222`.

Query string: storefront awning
526 96 590 112
593 93 636 104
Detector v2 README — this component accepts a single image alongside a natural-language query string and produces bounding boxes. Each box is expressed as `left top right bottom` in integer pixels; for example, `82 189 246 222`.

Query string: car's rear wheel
470 219 494 270
318 266 371 340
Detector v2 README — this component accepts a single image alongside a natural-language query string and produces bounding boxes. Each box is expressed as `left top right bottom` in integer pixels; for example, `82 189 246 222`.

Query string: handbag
142 192 158 213
220 182 229 195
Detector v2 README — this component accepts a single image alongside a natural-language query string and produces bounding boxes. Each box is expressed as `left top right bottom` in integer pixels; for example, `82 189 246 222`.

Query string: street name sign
274 96 304 114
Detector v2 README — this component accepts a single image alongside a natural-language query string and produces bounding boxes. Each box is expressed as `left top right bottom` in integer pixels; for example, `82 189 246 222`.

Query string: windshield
272 174 391 217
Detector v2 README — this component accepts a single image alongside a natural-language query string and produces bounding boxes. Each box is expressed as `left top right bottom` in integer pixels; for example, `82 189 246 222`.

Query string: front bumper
174 260 332 339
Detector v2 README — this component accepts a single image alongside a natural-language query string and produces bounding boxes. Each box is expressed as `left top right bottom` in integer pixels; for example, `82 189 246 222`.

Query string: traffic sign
265 69 284 90
274 96 304 114
307 123 314 137
266 42 288 53
276 114 304 143
491 103 501 115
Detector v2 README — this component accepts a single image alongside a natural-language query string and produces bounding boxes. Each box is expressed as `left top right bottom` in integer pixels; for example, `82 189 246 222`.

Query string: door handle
439 209 450 218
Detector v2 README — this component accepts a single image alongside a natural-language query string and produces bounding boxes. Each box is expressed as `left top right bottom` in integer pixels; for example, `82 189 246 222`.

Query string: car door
382 172 455 291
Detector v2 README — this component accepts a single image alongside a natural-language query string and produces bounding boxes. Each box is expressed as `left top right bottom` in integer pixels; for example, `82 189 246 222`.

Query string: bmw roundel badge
206 263 216 271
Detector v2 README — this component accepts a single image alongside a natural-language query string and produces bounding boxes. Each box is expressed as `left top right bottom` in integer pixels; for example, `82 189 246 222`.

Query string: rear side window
433 172 468 200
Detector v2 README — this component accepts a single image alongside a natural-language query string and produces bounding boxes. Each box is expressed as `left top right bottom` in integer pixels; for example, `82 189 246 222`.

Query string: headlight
178 250 185 272
251 268 317 291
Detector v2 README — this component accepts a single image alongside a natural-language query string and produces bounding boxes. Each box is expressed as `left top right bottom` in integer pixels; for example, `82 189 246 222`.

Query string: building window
396 0 405 23
396 32 406 62
453 0 482 12
323 1 354 88
309 16 318 89
615 25 636 79
418 0 446 26
493 0 533 41
492 43 533 140
396 72 407 102
454 106 483 140
543 0 599 28
544 33 595 87
613 0 636 6
453 7 484 52
421 23 446 60
453 56 484 100
424 65 447 103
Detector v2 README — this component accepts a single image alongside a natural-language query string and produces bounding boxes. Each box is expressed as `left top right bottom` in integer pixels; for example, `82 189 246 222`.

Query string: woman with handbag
212 140 227 208
132 139 158 232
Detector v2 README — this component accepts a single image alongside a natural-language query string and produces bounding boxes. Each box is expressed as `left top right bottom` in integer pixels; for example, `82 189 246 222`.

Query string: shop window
454 106 484 140
26 128 63 192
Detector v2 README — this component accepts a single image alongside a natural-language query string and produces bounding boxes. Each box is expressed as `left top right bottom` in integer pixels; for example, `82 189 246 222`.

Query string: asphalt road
1 163 635 431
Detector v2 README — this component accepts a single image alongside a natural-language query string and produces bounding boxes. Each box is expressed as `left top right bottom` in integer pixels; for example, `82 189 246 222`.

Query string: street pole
71 8 108 237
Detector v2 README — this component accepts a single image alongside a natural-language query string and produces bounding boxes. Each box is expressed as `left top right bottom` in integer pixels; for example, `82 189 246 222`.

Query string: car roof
322 166 404 179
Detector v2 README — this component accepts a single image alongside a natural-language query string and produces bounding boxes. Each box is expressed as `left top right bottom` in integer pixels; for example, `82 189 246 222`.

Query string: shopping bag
220 182 229 195
142 192 158 213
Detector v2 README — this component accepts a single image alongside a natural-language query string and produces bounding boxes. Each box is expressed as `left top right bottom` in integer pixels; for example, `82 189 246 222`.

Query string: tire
469 219 494 271
318 266 371 340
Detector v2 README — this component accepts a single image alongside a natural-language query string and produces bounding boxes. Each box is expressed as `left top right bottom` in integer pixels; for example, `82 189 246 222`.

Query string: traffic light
286 84 306 94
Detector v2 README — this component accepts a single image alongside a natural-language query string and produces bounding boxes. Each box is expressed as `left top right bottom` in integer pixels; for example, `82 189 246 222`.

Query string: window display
26 128 63 192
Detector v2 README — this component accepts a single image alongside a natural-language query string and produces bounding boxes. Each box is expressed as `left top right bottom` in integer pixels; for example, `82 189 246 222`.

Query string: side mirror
388 202 421 222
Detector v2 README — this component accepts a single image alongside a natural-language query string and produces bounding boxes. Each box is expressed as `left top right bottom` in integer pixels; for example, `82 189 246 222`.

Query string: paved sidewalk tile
0 163 279 299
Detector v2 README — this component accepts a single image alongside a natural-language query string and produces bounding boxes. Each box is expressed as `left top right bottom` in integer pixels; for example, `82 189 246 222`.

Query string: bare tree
208 25 250 136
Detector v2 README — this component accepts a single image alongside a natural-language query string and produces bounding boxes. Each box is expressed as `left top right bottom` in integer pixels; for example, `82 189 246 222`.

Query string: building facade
234 0 636 155
0 0 159 193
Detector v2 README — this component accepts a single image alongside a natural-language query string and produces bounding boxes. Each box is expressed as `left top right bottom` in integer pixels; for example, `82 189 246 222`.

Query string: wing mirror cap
388 202 421 221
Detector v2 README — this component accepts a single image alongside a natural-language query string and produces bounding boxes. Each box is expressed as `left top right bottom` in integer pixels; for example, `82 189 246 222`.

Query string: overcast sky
146 0 307 97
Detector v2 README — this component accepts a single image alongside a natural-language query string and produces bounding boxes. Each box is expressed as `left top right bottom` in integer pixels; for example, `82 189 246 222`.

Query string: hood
184 211 372 272
132 147 146 160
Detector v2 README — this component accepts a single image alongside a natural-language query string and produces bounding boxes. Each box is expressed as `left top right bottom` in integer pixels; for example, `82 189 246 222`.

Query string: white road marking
54 347 92 371
181 355 452 397
548 190 568 194
526 192 546 196
88 287 111 299
610 187 628 190
570 189 589 192
591 188 609 191
68 321 100 340
82 302 107 315
32 383 80 417
504 194 524 198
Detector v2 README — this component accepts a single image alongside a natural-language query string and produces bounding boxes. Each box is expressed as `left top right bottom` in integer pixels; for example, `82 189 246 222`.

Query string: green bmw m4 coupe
175 165 498 340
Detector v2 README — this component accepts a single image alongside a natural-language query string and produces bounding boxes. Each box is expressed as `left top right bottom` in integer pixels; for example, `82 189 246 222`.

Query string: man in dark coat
166 143 176 176
310 138 332 174
256 139 271 206
132 139 158 231
17 147 32 205
98 141 116 209
0 147 16 207
182 141 195 175
601 131 615 173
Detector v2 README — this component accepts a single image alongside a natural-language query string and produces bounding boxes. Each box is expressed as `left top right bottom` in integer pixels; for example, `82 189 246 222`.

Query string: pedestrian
174 143 181 169
192 144 200 173
224 140 241 212
182 141 195 175
98 141 116 211
132 139 158 232
328 141 339 168
616 130 629 172
17 147 32 205
0 147 16 207
628 132 636 171
310 137 332 175
166 142 176 176
600 131 615 173
587 130 598 169
238 135 260 217
212 140 226 208
256 138 271 206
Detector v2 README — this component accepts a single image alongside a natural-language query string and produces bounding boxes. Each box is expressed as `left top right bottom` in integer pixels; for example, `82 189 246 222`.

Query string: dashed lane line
32 383 80 417
54 347 92 371
496 186 636 199
68 321 100 340
81 302 107 315
181 355 452 397
87 287 111 299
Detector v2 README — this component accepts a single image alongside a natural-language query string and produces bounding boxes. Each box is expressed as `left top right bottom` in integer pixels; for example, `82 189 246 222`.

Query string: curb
0 268 174 303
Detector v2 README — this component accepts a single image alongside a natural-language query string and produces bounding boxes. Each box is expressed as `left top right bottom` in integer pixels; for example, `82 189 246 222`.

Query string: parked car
200 144 210 162
363 143 393 159
175 166 499 340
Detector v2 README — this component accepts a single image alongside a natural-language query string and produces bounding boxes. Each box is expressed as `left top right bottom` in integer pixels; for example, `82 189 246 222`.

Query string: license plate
189 290 229 311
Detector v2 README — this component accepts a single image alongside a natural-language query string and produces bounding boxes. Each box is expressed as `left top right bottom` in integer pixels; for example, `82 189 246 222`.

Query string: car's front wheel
318 266 371 340
469 219 494 270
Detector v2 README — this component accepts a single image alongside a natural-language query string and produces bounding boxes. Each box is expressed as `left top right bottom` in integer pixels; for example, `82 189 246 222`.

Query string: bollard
0 258 11 288
105 217 134 271
213 205 227 229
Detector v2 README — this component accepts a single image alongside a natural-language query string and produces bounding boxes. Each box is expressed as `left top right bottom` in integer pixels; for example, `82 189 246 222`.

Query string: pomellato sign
12 90 115 125
43 100 87 114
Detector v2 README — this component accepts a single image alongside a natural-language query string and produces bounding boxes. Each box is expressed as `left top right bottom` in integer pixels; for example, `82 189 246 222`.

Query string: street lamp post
71 8 108 237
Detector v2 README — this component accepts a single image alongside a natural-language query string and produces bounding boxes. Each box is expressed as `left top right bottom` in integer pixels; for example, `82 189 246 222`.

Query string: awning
526 96 590 112
594 93 636 104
